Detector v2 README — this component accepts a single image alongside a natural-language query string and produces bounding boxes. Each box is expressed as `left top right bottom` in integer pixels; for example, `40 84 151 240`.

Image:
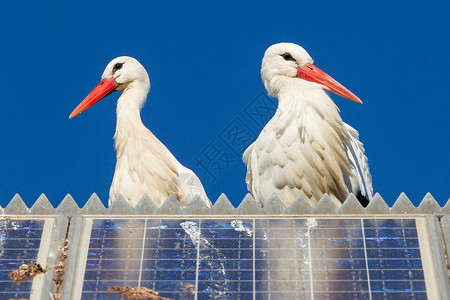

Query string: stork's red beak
69 78 118 119
296 63 362 104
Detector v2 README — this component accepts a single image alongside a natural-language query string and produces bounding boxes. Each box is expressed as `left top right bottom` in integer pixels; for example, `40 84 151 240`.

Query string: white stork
70 56 211 208
243 43 372 208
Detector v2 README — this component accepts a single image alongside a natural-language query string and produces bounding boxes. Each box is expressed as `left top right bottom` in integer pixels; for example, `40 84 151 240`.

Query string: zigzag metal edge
1 193 449 215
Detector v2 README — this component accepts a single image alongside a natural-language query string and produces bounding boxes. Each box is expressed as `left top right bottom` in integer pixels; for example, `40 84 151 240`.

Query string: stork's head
261 43 361 103
69 56 150 119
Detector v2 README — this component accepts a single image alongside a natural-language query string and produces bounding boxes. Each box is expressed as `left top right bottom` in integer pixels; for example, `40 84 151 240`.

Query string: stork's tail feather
356 191 370 207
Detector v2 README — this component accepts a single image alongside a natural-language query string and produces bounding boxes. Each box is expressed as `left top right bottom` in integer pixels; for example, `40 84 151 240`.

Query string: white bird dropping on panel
243 43 372 208
70 56 211 208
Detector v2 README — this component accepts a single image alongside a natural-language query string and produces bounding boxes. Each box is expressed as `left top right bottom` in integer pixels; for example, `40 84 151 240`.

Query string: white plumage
70 56 211 208
243 43 372 208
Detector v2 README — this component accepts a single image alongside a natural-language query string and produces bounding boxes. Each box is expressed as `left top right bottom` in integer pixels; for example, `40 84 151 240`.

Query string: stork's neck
277 80 333 114
114 81 150 150
271 78 346 140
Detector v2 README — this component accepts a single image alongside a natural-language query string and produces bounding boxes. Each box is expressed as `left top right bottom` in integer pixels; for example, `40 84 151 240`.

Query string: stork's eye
113 63 123 73
281 53 295 62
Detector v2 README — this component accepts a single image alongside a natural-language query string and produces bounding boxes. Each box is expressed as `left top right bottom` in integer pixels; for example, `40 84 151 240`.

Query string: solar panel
0 217 56 299
70 216 439 299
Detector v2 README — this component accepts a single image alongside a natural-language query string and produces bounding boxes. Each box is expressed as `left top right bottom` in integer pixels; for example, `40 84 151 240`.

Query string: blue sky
1 1 449 208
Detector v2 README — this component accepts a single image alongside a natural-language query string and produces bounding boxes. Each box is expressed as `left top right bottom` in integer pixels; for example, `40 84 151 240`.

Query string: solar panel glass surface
0 218 47 299
77 217 430 299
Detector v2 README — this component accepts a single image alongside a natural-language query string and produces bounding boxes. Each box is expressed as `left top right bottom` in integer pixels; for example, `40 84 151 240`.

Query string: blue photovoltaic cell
81 218 428 299
0 218 45 299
